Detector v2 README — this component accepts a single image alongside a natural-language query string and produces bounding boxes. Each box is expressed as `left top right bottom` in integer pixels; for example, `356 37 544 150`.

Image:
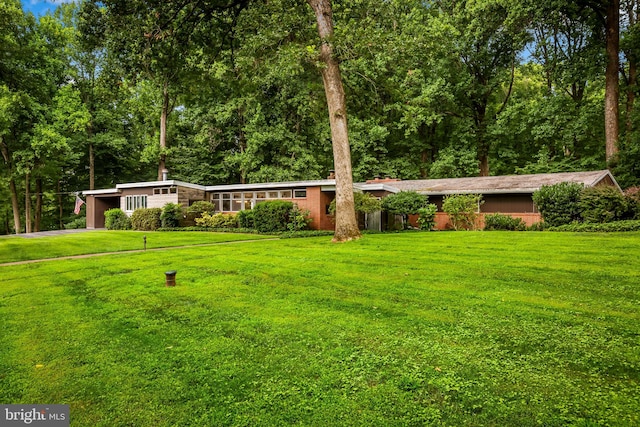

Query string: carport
83 189 121 229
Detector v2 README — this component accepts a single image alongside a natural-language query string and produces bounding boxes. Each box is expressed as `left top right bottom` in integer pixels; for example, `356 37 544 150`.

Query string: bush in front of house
381 191 428 226
130 208 162 231
161 203 183 228
549 220 640 232
442 194 484 230
532 182 583 227
236 209 255 229
328 192 383 216
578 186 629 223
187 201 216 216
195 213 238 228
416 204 438 231
624 187 640 219
484 213 527 231
287 205 312 232
252 200 295 233
104 208 131 230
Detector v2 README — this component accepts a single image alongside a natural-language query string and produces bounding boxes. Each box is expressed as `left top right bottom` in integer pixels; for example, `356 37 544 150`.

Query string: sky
22 0 76 16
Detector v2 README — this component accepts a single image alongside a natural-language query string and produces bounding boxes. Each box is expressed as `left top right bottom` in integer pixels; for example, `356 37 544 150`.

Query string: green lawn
0 230 274 264
1 231 639 426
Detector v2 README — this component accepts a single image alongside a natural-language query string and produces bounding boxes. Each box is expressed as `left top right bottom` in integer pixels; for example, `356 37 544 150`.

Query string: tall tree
307 0 360 241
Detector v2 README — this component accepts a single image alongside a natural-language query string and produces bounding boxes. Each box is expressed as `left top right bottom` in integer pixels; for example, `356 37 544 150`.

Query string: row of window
124 189 308 213
211 189 307 212
153 187 177 195
125 195 147 211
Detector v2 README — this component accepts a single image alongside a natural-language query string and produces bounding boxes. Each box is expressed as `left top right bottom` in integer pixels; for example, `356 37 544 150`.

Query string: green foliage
381 191 428 215
532 182 584 226
416 204 438 231
236 209 255 229
104 208 131 230
484 213 527 231
624 187 640 219
195 213 238 229
252 201 295 233
160 203 183 229
578 186 629 223
287 205 312 232
549 220 640 232
186 201 216 217
130 208 162 231
64 216 86 229
329 192 382 216
442 194 484 230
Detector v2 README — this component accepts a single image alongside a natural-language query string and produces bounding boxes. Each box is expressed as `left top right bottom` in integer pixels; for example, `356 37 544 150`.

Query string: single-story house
83 169 621 230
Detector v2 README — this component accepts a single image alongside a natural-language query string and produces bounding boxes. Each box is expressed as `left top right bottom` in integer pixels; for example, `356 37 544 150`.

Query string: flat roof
116 180 206 191
205 179 336 192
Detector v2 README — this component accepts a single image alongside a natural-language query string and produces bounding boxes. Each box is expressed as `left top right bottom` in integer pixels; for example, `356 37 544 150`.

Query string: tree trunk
475 102 490 176
605 0 620 164
9 178 21 234
307 0 360 242
158 80 169 181
25 173 32 234
0 138 21 234
625 1 638 139
35 177 42 232
58 180 64 229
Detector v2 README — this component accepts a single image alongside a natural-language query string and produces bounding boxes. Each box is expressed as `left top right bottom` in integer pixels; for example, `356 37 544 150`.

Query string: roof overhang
205 179 336 192
82 188 121 196
116 180 206 191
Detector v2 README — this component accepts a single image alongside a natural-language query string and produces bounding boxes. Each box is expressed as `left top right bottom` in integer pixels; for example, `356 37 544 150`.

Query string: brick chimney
365 176 401 184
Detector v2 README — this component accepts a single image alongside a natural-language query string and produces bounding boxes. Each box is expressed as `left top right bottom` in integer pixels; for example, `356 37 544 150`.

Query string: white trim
82 188 121 196
205 179 335 192
116 180 205 191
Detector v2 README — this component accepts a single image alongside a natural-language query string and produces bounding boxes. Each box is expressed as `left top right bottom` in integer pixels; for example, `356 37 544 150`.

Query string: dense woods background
2 0 640 233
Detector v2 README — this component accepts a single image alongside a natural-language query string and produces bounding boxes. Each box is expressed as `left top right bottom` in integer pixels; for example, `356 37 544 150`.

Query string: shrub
65 216 86 229
195 213 238 228
624 187 640 219
236 209 255 229
484 213 526 231
161 203 183 228
287 205 312 232
532 182 583 227
442 194 484 230
381 191 428 228
527 222 548 231
549 220 640 232
252 201 294 233
416 204 438 231
328 192 383 216
104 208 131 230
130 208 162 231
578 186 628 223
186 201 216 216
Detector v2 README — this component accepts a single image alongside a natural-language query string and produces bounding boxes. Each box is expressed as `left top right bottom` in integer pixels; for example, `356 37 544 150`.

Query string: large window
210 189 306 212
125 195 147 211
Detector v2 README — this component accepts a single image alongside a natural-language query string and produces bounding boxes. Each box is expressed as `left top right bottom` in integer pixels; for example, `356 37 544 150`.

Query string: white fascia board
116 180 206 191
355 183 401 193
205 180 336 192
82 188 121 196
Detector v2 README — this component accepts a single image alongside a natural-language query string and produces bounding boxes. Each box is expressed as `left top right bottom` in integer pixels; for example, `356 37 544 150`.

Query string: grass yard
1 231 639 426
0 230 275 264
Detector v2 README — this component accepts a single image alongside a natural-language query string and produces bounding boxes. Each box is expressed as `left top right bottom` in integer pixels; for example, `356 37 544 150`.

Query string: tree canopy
2 0 640 234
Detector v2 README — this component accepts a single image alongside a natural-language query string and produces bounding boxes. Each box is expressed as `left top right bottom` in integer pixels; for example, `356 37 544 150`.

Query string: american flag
74 195 85 215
